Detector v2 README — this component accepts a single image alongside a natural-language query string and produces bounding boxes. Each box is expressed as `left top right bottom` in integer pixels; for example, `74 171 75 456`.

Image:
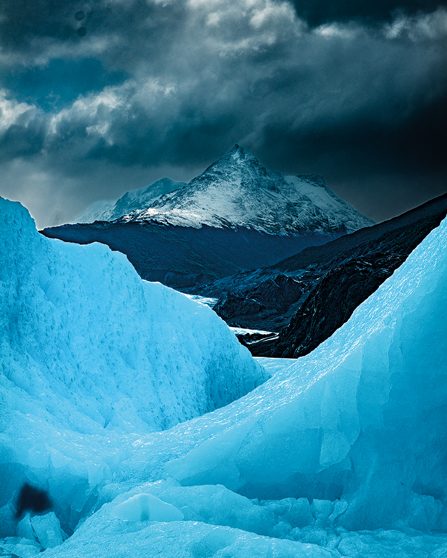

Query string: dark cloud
287 0 447 25
0 0 446 226
0 0 188 67
257 91 447 219
0 0 81 49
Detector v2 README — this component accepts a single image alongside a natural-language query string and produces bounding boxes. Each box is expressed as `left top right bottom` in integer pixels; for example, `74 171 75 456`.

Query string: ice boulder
112 493 184 522
17 512 66 549
0 198 265 536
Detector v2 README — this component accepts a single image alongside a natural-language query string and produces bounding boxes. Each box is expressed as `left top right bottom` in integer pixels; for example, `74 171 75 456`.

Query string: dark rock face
271 203 447 358
215 295 266 322
271 257 392 357
208 194 447 357
213 274 305 329
248 274 305 311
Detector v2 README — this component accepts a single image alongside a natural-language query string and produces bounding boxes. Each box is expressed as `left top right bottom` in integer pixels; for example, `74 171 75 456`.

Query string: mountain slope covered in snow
45 146 372 290
121 145 372 234
76 177 186 223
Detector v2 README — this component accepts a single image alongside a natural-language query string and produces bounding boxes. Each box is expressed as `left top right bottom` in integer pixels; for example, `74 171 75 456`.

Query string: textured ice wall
77 214 446 535
0 199 265 534
40 213 447 555
162 215 447 531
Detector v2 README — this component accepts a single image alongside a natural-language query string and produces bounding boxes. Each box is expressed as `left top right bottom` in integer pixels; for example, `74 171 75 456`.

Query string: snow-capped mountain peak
221 143 261 167
77 145 372 234
121 145 372 234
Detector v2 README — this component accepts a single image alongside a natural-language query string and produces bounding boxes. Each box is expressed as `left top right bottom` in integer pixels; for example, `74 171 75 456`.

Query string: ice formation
0 199 265 538
1 198 446 557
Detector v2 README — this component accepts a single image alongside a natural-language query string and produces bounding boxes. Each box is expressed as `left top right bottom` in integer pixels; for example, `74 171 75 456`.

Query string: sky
0 0 446 227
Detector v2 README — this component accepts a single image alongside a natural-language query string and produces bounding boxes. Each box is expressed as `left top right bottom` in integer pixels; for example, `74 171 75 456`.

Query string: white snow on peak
77 145 372 234
75 177 186 223
124 145 372 234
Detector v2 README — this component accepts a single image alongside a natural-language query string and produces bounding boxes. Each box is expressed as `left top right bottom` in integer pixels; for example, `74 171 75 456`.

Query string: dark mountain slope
208 193 447 355
276 193 447 271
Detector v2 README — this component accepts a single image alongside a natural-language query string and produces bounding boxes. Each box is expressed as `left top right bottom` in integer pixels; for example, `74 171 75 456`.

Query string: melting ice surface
1 199 447 557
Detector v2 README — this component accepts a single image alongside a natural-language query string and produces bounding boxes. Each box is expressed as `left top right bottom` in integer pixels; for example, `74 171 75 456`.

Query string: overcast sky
0 0 446 227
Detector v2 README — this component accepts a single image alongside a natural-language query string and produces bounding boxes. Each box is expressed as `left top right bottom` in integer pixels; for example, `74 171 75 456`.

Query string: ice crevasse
1 199 447 557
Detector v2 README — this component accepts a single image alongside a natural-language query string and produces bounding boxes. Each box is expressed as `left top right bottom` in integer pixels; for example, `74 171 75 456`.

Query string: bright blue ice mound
162 213 447 531
0 199 265 534
0 198 265 431
60 212 445 557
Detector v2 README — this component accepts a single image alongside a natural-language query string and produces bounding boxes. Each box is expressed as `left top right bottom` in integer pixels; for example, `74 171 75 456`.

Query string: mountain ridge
76 177 186 223
44 145 373 290
79 145 372 235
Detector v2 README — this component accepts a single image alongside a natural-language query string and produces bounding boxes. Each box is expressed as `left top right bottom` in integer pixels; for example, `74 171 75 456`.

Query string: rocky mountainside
207 193 447 356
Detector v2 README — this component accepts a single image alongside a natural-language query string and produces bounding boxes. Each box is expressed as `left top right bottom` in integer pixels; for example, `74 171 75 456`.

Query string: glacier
0 199 265 540
1 198 447 557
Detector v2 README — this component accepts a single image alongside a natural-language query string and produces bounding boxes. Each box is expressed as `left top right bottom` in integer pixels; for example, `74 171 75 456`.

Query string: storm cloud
289 0 447 25
0 0 446 226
